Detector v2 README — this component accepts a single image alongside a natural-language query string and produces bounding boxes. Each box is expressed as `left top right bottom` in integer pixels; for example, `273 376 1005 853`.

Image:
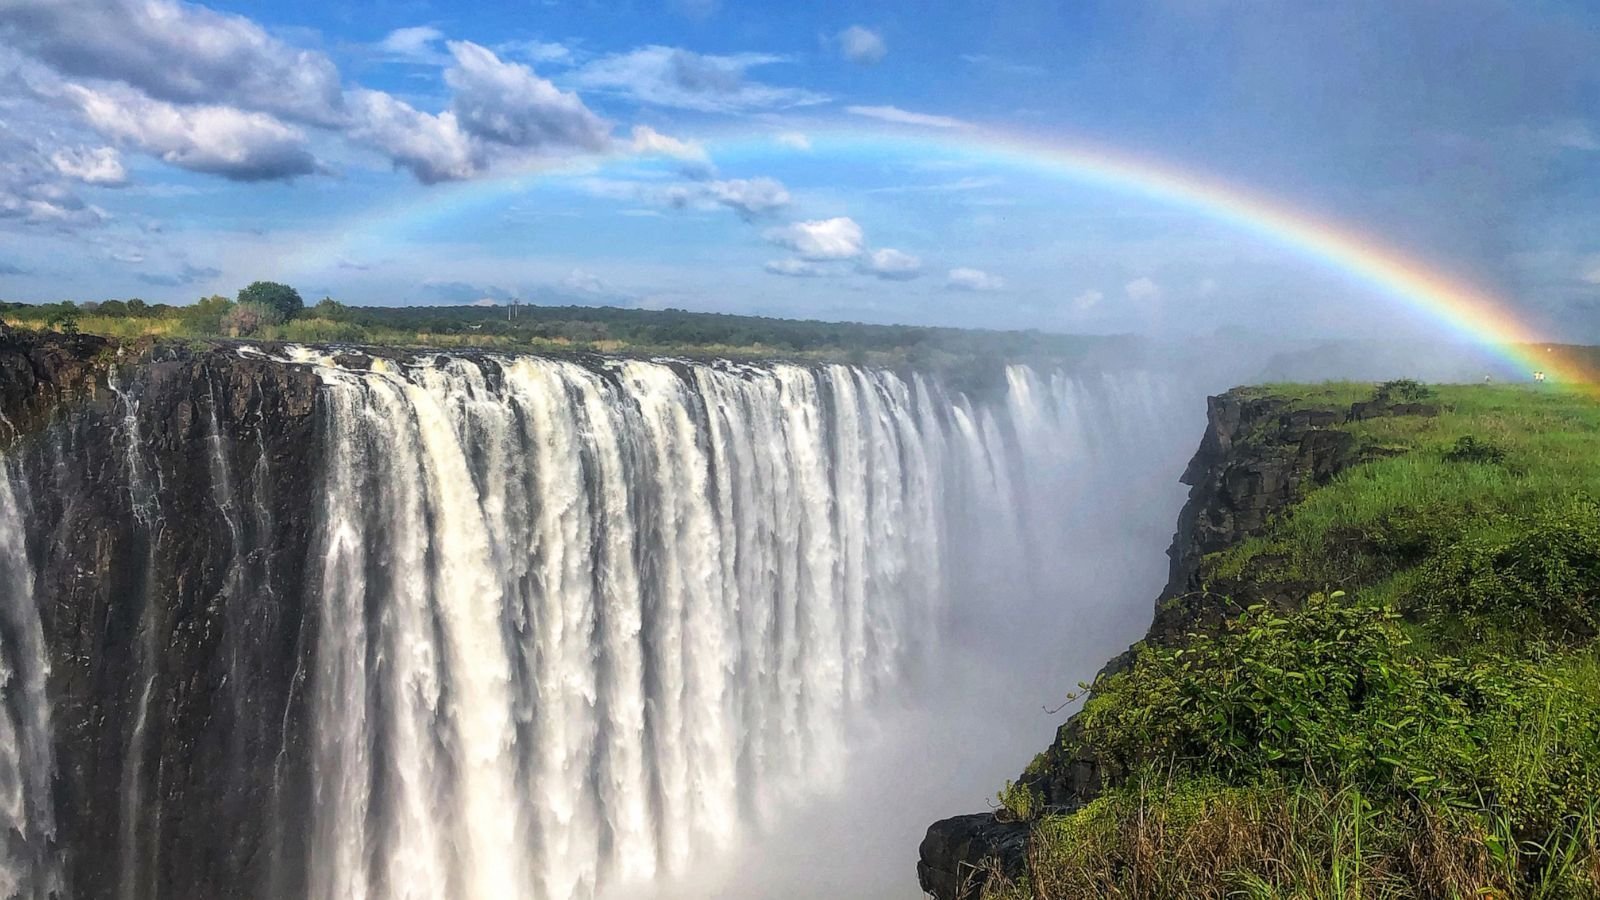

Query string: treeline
0 283 1128 371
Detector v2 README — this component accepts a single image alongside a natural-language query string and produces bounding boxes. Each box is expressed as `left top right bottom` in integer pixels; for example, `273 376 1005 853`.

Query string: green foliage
1373 379 1436 403
236 280 303 320
1407 499 1600 645
312 296 349 320
996 780 1043 822
1009 382 1600 899
179 295 234 333
45 303 80 335
1444 434 1508 465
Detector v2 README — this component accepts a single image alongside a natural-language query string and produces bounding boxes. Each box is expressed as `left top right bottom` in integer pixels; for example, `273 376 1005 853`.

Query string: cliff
1 329 323 898
917 388 1406 899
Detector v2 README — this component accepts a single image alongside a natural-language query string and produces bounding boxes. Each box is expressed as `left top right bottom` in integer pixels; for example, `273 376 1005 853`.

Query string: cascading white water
296 352 1186 900
0 460 59 900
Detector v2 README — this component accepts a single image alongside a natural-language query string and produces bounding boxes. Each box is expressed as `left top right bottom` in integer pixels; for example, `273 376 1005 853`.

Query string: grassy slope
994 382 1600 899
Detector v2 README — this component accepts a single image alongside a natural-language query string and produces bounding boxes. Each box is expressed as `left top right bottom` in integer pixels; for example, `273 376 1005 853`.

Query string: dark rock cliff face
917 390 1393 900
1 331 322 899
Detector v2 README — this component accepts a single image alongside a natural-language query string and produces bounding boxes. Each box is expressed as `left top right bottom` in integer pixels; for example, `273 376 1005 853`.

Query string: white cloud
702 177 790 218
573 46 827 112
764 217 865 260
764 258 830 278
581 174 790 219
861 247 922 280
445 41 611 152
628 125 709 162
345 89 477 183
1582 257 1600 285
51 146 127 186
1071 289 1103 312
846 105 968 129
499 40 575 67
1125 276 1162 302
0 124 108 228
64 82 319 181
837 26 887 65
775 132 812 151
946 267 1006 291
0 0 346 127
376 26 448 65
1197 277 1219 297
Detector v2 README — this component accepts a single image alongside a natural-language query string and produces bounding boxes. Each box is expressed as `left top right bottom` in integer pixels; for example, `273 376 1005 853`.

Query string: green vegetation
997 382 1600 899
0 289 1125 378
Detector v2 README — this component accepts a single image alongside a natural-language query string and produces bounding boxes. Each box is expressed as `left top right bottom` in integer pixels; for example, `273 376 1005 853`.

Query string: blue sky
1 0 1597 339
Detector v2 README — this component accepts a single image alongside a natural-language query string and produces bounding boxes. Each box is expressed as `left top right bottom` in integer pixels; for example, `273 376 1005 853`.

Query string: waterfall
293 353 1182 900
0 460 59 900
0 346 1193 900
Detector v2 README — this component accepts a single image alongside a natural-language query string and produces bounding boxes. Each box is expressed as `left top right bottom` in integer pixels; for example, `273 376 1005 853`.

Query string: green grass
1002 381 1600 899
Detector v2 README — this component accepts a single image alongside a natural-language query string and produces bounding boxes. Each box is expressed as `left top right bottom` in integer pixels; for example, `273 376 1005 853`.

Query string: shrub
221 301 283 337
179 295 235 334
1444 434 1507 465
1373 379 1436 403
996 780 1043 822
1408 499 1600 643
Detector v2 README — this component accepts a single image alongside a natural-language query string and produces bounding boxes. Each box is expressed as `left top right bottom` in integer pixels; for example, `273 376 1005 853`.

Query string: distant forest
0 283 1135 376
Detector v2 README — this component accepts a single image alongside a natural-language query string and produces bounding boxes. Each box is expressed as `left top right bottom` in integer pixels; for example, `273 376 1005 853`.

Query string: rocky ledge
916 388 1436 899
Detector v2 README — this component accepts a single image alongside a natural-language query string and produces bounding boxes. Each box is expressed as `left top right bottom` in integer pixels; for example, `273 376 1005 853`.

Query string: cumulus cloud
764 217 865 260
63 82 318 181
1071 289 1104 312
628 125 709 162
0 0 345 127
445 41 611 152
837 26 887 65
946 267 1005 291
573 46 827 112
561 269 609 293
1124 276 1162 302
860 247 922 280
846 105 968 129
344 89 477 183
764 258 831 278
345 43 612 183
51 146 128 186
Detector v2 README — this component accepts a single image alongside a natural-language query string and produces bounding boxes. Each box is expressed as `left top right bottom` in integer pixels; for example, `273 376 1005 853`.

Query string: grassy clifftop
986 382 1600 899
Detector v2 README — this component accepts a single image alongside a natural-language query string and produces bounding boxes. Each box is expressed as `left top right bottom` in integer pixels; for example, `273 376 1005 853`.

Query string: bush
237 281 303 320
1408 499 1600 643
221 301 283 337
1444 435 1507 465
179 295 235 333
1373 379 1436 403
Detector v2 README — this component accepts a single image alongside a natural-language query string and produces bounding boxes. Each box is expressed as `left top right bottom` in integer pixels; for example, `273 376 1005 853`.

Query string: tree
237 281 303 320
125 298 149 317
46 303 80 335
313 296 349 320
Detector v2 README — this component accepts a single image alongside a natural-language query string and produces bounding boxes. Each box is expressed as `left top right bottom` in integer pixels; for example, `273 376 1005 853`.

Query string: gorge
0 329 1202 899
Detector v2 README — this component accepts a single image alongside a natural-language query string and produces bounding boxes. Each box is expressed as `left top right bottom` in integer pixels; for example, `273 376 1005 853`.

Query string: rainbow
282 125 1588 385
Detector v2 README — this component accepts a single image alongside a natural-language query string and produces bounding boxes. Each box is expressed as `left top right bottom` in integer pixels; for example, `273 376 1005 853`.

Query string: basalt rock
917 389 1377 900
2 333 323 899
